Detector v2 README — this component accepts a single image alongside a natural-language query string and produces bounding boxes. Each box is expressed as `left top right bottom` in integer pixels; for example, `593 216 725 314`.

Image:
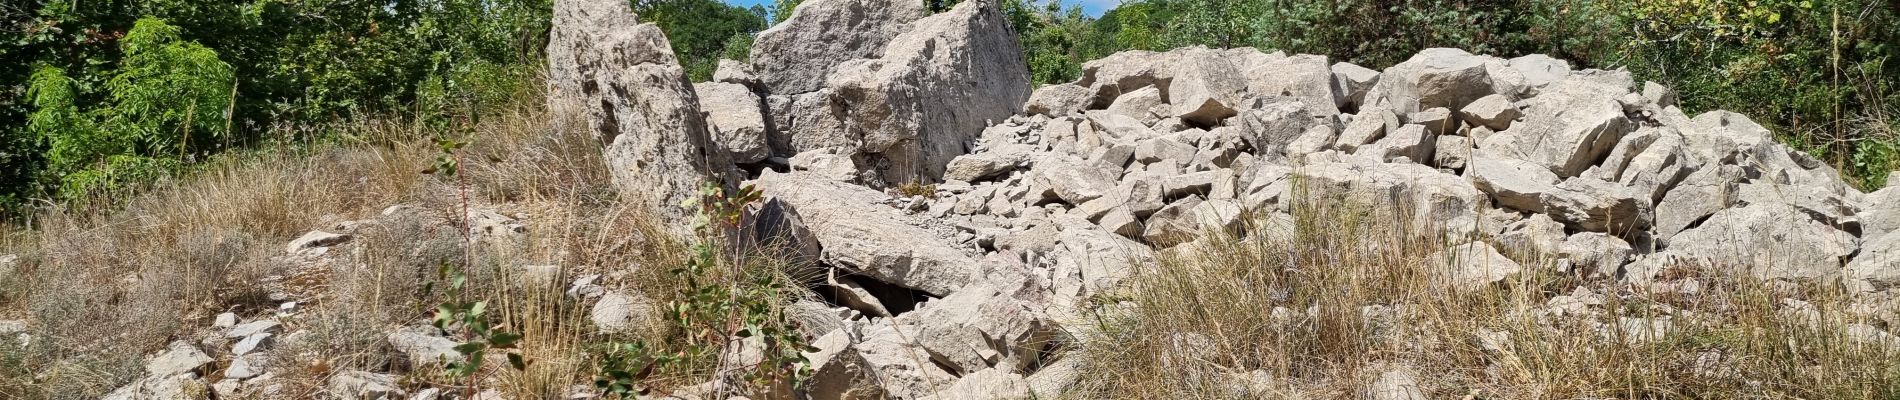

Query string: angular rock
1024 84 1092 117
1495 213 1566 261
803 332 888 400
231 333 273 356
1331 61 1381 109
591 290 658 335
1433 135 1472 170
747 0 928 94
1408 107 1457 136
1168 47 1251 125
752 172 979 296
695 81 771 163
1467 154 1562 212
1357 124 1435 163
227 320 281 338
1133 136 1197 164
1560 233 1634 277
146 340 212 377
1425 242 1522 292
825 0 1031 185
1507 54 1572 92
1846 233 1900 293
1143 196 1206 246
1106 86 1165 123
1458 93 1520 131
1247 54 1340 117
1032 155 1119 205
1653 165 1744 244
944 149 1031 182
854 323 960 398
1295 154 1491 233
548 0 729 231
226 353 269 379
1336 107 1397 152
1668 203 1856 281
388 327 462 366
899 275 1055 376
1542 177 1653 234
327 371 406 400
286 230 350 254
1365 48 1508 116
1236 101 1313 157
1505 79 1635 177
1287 124 1338 157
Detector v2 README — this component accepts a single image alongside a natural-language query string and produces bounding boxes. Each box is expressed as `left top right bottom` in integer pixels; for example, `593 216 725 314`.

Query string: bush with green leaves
595 183 813 398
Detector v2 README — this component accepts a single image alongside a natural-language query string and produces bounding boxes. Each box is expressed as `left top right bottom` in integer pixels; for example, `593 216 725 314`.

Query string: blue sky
721 0 1117 17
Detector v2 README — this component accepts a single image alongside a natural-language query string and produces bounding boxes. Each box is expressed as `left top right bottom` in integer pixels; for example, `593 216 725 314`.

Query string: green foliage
107 17 235 153
24 17 232 202
431 262 529 378
594 183 813 397
2 0 551 217
636 0 768 81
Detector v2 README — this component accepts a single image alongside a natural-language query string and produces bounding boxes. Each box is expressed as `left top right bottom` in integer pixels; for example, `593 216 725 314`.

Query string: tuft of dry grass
1069 194 1900 399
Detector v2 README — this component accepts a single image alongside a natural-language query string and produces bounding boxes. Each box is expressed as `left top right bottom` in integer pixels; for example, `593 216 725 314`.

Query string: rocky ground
4 0 1900 398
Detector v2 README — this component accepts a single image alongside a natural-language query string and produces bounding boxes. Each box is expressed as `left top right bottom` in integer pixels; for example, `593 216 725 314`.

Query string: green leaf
454 342 488 355
469 301 486 317
507 352 528 370
489 331 523 348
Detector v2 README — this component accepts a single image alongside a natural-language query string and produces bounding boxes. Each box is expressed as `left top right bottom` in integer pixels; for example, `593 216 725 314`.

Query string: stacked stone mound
733 49 1900 399
538 0 1900 396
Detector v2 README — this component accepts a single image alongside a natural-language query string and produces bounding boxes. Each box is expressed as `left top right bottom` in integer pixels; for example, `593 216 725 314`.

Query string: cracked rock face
546 0 731 234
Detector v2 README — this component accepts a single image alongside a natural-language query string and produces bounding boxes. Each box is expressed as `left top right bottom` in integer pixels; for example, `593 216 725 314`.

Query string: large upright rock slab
751 171 980 296
825 0 1031 186
747 0 928 94
547 0 729 230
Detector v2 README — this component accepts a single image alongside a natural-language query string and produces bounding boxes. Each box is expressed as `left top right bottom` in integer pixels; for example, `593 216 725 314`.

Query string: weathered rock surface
822 0 1031 186
547 0 729 231
1668 204 1856 281
752 171 980 296
694 81 771 163
746 0 928 94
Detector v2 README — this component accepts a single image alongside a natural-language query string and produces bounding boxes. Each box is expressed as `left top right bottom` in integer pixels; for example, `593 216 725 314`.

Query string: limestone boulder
1846 233 1900 293
1237 101 1314 157
1424 242 1522 292
1458 94 1520 131
898 275 1056 376
1168 47 1252 125
1331 61 1381 109
548 0 730 231
752 172 979 296
1294 154 1491 233
1502 79 1635 177
747 0 928 94
1247 54 1340 117
1024 84 1092 117
1363 48 1513 115
695 82 770 163
824 0 1031 185
1668 203 1856 282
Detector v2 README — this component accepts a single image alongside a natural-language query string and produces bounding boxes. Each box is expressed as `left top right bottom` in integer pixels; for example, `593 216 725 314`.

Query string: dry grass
1069 193 1900 399
0 75 814 399
0 77 616 398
